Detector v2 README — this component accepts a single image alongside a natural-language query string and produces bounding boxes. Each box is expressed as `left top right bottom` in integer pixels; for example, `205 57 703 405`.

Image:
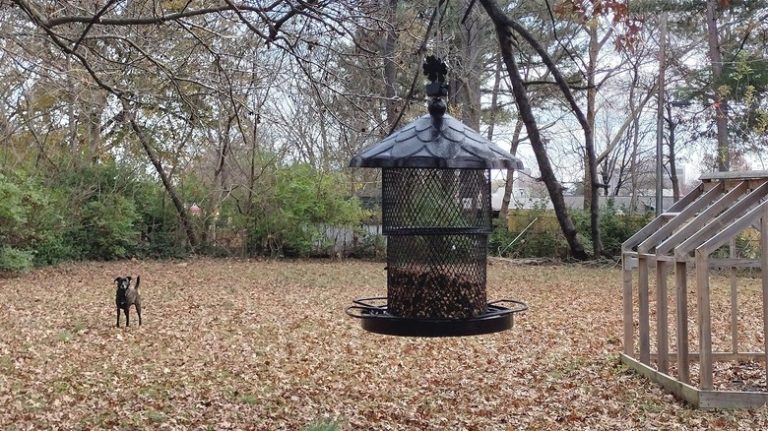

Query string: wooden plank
623 255 633 356
657 181 750 255
699 391 768 410
656 261 669 373
620 354 700 408
639 255 651 365
646 254 676 262
623 353 768 410
698 201 768 256
699 170 768 181
622 256 758 268
638 183 725 254
637 253 658 261
709 258 761 269
696 251 713 390
627 256 638 269
653 352 766 362
623 185 703 252
730 238 738 354
673 182 768 258
762 208 768 382
676 261 689 383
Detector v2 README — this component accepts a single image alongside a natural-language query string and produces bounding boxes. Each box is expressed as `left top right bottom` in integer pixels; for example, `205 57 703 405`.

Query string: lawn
1 259 767 430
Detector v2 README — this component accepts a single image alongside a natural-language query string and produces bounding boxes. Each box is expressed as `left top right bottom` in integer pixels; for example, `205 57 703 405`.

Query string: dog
115 275 142 327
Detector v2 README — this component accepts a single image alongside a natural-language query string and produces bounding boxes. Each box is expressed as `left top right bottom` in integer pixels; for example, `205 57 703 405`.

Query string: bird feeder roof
349 114 523 170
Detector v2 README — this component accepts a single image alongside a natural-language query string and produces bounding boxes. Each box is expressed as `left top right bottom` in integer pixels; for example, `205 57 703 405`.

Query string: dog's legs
116 308 121 327
135 303 142 326
124 308 130 327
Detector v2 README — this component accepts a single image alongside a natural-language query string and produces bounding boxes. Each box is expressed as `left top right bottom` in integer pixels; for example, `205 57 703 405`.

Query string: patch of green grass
548 356 587 381
52 381 70 393
146 409 166 423
58 323 87 342
72 322 86 333
87 411 119 428
610 356 632 376
0 355 13 372
238 393 258 405
303 418 341 431
638 398 663 414
57 330 74 342
139 384 169 400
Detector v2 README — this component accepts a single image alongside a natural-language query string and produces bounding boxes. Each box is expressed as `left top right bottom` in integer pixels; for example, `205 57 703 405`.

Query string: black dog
115 275 142 327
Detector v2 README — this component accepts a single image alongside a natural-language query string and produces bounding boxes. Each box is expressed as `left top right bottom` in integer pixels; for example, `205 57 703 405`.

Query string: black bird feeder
346 56 527 336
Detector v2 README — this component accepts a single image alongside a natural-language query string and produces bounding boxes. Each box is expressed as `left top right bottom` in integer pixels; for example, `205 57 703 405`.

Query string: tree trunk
383 0 399 130
487 52 518 227
210 113 235 245
127 112 198 249
665 101 681 201
629 114 641 212
481 2 587 260
486 53 503 141
655 13 667 216
449 0 483 130
584 23 602 256
499 119 524 225
584 25 599 211
479 0 599 257
706 0 729 171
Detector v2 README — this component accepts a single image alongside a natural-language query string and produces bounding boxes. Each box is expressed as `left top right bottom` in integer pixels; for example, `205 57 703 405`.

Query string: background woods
2 0 768 270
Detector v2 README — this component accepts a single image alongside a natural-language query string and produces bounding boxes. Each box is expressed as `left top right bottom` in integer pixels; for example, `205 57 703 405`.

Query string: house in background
491 167 684 214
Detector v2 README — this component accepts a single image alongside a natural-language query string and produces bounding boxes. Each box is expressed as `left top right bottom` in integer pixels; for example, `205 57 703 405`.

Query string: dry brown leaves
1 258 768 430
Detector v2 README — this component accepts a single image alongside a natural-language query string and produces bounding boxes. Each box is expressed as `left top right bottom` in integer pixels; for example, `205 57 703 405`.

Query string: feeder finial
423 55 448 120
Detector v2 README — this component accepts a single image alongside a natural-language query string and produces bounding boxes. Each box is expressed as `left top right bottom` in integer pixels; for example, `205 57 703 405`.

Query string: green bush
0 175 26 244
0 246 33 275
31 234 80 266
0 172 71 266
494 204 654 259
490 225 570 259
132 182 190 259
74 193 140 260
0 172 53 247
349 230 386 259
249 163 362 257
594 203 652 257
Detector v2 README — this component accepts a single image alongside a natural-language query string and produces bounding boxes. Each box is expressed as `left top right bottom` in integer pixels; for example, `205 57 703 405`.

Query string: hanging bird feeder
346 56 528 337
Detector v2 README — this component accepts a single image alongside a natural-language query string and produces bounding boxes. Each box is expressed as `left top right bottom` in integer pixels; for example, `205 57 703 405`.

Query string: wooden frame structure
622 171 768 409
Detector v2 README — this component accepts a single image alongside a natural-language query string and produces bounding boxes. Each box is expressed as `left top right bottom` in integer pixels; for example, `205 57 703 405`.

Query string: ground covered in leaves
2 259 768 430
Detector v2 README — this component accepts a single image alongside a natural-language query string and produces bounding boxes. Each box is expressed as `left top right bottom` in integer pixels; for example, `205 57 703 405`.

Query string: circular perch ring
346 297 527 337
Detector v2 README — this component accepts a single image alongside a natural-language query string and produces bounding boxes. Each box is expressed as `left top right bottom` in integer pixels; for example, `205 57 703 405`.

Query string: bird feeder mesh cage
345 56 527 336
383 168 491 319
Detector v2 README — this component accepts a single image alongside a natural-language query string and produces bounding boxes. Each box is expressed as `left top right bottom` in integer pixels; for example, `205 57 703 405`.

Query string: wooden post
676 261 689 383
696 250 713 390
656 260 669 373
639 255 651 365
730 238 738 354
761 210 768 381
623 253 634 356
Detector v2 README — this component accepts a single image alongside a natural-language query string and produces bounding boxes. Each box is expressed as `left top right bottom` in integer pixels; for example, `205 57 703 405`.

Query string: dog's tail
135 275 140 290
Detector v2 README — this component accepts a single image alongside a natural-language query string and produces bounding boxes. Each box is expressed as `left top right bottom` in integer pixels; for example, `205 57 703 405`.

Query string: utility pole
656 13 667 216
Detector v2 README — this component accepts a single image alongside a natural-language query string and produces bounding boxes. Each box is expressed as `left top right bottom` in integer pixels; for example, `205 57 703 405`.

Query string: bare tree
478 0 588 260
705 0 730 171
6 0 396 249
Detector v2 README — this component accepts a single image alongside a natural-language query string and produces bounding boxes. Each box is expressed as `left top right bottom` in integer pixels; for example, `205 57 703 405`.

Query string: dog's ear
115 277 121 285
127 276 132 283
